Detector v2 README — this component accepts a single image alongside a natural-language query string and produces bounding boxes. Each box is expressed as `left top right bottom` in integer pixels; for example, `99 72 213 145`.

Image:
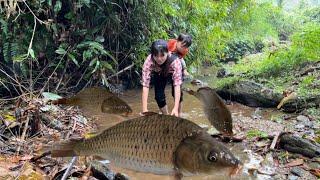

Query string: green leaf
95 36 105 43
68 53 79 67
81 0 91 7
83 50 93 61
101 61 115 73
28 48 35 59
76 41 91 49
42 92 62 101
89 42 104 51
104 51 118 64
13 54 28 62
64 12 75 20
0 19 8 35
92 60 100 73
55 48 67 55
89 58 97 67
54 1 62 13
247 130 268 139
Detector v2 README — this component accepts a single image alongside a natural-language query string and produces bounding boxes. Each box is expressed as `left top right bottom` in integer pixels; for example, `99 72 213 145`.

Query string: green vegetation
0 0 319 97
214 3 320 97
246 129 269 139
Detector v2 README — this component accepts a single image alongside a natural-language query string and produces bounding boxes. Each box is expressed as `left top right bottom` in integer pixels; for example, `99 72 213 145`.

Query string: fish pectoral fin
84 131 101 139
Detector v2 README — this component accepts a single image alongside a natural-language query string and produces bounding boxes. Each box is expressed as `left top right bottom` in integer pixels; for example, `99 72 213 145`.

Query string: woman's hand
171 108 179 117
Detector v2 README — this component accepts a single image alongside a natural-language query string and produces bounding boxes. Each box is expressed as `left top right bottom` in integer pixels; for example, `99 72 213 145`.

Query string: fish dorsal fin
140 111 158 116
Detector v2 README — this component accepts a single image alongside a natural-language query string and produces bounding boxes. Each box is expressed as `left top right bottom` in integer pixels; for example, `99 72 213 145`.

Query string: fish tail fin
44 139 82 157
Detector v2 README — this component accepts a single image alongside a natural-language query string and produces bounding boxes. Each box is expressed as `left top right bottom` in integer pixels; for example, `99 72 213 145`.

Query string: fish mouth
229 164 243 176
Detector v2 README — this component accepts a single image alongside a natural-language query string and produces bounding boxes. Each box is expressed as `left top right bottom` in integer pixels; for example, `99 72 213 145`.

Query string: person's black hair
151 39 168 56
177 34 192 47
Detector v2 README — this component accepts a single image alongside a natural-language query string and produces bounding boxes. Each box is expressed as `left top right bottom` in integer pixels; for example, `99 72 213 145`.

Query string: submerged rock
290 167 305 177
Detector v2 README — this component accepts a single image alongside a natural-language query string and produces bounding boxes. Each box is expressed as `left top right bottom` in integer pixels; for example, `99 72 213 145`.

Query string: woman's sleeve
171 59 183 86
141 55 153 88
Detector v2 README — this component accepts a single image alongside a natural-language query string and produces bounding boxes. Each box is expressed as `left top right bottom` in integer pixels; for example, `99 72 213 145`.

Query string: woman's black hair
177 34 192 47
151 39 168 56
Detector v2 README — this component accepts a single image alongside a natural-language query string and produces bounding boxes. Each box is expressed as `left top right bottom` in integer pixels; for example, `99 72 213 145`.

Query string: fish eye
208 152 217 162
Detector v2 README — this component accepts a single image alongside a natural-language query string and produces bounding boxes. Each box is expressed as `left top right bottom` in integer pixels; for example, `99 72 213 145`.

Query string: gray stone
288 175 299 180
290 167 305 177
303 121 314 128
297 115 309 122
294 124 305 129
307 162 320 169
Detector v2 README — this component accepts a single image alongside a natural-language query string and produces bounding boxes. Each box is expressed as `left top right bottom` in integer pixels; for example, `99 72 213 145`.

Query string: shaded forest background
0 0 319 98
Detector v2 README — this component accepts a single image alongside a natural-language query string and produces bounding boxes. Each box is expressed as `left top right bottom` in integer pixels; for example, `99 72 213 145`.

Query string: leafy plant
247 129 269 139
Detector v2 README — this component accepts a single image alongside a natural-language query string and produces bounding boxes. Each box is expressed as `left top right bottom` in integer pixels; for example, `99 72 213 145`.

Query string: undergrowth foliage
0 0 319 97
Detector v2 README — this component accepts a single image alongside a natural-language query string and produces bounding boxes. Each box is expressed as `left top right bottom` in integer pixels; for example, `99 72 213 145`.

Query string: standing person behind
167 33 192 117
141 39 182 117
167 33 192 76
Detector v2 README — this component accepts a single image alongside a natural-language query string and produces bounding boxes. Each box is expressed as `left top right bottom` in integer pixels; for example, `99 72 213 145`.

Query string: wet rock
294 124 305 129
288 175 299 180
304 130 315 137
190 79 206 86
216 80 282 108
290 167 305 177
216 79 320 111
312 123 320 130
251 108 262 120
114 173 129 180
256 174 273 179
303 121 314 128
297 115 309 122
217 68 227 78
217 68 233 78
90 160 118 180
294 118 314 129
282 95 320 113
307 162 320 169
279 133 320 158
41 114 64 131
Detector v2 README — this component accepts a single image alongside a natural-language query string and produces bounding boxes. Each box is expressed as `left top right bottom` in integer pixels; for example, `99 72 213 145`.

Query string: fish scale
66 114 202 174
49 114 241 177
186 87 233 135
53 87 132 116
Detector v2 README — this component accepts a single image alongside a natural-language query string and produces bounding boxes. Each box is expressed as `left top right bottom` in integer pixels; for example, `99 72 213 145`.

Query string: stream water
81 85 293 179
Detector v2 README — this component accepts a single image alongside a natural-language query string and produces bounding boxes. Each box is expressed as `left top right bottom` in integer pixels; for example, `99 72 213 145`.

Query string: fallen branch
106 63 134 80
16 115 30 153
279 133 320 158
21 0 47 24
61 156 77 180
270 132 281 150
30 151 51 162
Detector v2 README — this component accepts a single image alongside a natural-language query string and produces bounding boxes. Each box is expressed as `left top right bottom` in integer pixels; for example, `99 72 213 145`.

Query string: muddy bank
216 80 320 113
212 61 320 112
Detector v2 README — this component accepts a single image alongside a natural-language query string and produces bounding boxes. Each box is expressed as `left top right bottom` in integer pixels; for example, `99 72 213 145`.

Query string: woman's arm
171 85 181 116
170 58 183 117
141 55 153 114
142 86 149 113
